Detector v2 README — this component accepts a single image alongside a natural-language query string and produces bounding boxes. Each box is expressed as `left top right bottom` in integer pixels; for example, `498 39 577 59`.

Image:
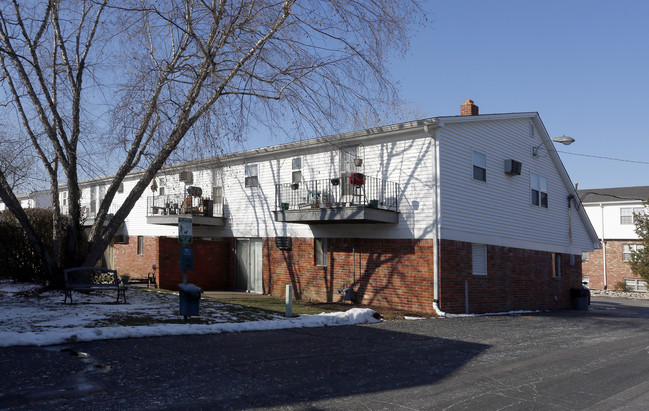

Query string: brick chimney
461 99 479 116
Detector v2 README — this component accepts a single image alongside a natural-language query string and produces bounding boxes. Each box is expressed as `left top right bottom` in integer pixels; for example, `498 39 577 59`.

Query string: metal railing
146 193 223 217
275 175 399 212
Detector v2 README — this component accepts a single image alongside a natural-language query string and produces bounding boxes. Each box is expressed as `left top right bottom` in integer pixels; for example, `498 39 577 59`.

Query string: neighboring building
0 190 50 212
578 186 649 291
1 100 600 314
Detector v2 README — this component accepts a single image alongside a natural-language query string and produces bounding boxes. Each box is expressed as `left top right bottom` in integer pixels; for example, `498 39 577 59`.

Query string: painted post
285 284 293 318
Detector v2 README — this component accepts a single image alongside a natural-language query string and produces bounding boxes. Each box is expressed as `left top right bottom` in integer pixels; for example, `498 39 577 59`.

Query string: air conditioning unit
179 171 193 184
504 159 522 176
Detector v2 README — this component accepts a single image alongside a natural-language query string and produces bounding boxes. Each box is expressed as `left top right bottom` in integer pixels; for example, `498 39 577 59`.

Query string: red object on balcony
349 173 365 185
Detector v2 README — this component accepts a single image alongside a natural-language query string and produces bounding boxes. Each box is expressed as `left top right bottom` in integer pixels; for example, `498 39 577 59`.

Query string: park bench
64 267 127 304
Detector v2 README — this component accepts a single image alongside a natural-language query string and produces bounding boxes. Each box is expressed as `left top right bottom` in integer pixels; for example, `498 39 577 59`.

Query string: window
118 183 124 194
472 151 486 182
472 244 487 275
625 278 648 292
581 251 589 262
159 187 165 196
531 173 548 208
245 164 259 188
552 253 561 278
620 207 645 224
623 244 644 262
292 157 302 184
137 236 144 255
61 191 68 206
582 276 589 288
315 238 327 267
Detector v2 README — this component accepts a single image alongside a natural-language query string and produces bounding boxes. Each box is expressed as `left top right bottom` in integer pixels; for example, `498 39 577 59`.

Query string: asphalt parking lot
2 295 649 410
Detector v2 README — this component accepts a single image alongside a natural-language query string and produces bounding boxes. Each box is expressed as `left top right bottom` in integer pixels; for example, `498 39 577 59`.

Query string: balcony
273 174 400 224
146 193 225 227
80 202 118 227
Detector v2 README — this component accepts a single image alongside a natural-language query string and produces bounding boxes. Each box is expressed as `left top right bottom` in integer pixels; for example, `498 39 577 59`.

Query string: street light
533 135 575 157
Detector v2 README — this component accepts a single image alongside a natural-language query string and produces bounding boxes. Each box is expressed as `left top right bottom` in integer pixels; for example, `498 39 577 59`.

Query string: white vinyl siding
439 117 595 254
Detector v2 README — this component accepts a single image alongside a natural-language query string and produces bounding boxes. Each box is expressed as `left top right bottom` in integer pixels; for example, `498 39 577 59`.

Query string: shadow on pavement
0 324 489 409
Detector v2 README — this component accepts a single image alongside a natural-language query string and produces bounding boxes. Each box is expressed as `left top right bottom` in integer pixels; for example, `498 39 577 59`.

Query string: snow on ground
0 282 380 348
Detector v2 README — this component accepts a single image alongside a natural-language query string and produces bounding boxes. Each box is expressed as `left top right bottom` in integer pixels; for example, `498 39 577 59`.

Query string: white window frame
472 244 487 275
292 157 302 184
624 278 647 292
137 236 144 255
472 150 487 182
623 244 644 262
315 238 327 267
581 251 589 262
530 172 548 208
552 253 561 278
245 164 259 188
620 207 644 225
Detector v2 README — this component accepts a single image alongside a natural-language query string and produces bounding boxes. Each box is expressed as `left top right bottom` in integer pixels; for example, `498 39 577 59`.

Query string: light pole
533 135 575 157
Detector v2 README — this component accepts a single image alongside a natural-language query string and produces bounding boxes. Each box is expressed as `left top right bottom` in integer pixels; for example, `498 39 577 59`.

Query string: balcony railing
146 193 223 217
275 175 399 212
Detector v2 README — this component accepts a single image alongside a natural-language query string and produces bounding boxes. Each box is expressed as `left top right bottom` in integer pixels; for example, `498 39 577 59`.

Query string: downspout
600 203 607 289
425 122 446 317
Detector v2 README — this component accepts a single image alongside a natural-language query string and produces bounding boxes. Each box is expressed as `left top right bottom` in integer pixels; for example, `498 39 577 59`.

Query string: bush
0 209 81 286
614 281 627 292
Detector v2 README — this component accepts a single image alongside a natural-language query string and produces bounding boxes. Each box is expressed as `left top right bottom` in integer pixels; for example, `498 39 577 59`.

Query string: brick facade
264 237 580 315
439 240 581 313
264 238 435 314
113 236 158 281
114 234 584 315
582 239 643 290
114 236 233 290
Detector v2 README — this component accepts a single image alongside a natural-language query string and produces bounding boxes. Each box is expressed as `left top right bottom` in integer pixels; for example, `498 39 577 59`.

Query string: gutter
424 122 446 317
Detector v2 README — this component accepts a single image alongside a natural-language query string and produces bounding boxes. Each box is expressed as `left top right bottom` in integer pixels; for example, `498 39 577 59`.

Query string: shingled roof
577 186 649 204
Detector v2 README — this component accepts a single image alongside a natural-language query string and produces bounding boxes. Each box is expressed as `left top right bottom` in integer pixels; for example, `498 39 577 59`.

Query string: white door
236 238 262 293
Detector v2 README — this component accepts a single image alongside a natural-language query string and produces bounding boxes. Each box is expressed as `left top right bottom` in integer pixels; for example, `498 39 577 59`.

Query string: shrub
614 281 627 292
0 209 81 286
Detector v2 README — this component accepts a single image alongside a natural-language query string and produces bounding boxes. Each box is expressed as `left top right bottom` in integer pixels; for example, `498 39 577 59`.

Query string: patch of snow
0 282 379 348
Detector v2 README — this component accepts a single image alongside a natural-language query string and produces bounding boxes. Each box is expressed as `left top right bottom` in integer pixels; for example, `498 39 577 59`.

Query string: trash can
178 283 202 317
570 287 590 310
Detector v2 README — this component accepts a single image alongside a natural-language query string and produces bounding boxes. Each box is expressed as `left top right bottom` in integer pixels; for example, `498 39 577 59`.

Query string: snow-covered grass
0 282 380 348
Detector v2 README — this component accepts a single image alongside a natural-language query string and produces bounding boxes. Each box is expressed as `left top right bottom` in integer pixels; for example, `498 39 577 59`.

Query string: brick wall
114 236 233 290
157 237 233 291
582 240 643 290
439 240 582 313
264 238 435 314
113 236 158 281
264 237 584 315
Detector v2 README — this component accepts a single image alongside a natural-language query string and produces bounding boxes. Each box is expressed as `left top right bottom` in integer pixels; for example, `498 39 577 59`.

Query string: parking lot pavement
2 296 649 410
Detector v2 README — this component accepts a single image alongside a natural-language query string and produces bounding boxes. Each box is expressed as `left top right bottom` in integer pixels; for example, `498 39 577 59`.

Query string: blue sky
387 0 649 190
245 1 648 191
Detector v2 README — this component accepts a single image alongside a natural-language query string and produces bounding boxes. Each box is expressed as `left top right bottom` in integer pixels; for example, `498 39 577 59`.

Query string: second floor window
245 164 259 188
620 207 644 225
472 151 486 182
531 173 548 208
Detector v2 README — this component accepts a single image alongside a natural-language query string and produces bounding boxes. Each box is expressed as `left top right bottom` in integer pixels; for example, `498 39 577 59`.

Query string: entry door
236 238 262 293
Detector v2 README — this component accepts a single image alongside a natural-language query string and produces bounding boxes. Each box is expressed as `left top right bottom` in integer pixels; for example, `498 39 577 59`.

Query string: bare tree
0 0 424 280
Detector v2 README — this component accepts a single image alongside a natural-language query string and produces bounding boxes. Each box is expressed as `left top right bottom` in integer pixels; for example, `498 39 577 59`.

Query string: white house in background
578 186 649 291
2 100 600 314
0 190 50 212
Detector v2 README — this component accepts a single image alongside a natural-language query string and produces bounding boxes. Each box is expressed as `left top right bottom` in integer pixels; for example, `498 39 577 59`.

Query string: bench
64 267 128 304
